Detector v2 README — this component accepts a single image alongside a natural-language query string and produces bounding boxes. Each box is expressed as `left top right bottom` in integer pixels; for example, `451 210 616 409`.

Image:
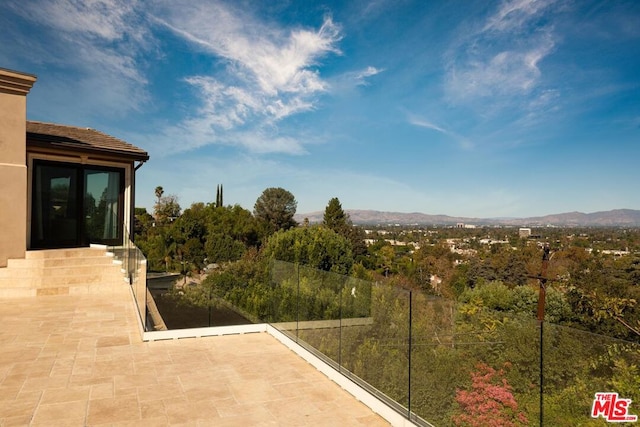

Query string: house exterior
0 67 148 266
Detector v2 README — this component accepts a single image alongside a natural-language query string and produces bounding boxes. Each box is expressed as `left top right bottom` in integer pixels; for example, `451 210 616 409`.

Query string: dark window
31 160 124 248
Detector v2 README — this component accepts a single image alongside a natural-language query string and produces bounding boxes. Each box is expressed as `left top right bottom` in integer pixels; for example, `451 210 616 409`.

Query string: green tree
322 197 367 261
205 204 260 248
155 186 164 203
134 207 154 239
263 226 353 274
323 197 348 230
154 191 181 225
215 184 224 208
253 187 297 233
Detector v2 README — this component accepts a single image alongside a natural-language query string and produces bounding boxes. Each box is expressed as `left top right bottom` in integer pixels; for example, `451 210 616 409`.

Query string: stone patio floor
0 291 390 426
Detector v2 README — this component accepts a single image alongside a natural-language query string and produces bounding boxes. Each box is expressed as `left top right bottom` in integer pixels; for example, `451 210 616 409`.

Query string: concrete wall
0 68 36 266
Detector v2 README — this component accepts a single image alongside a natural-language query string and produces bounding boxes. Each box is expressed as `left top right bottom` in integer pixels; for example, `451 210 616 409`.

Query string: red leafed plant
452 363 528 427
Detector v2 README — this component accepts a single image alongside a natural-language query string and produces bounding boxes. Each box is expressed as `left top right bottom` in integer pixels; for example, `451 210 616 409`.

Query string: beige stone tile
96 335 130 348
266 395 322 420
40 386 90 404
0 384 22 400
92 358 134 377
114 386 138 398
139 398 166 419
31 399 87 425
163 399 220 424
356 414 394 426
89 382 114 400
0 391 41 419
137 381 183 402
1 414 33 426
216 403 275 422
86 396 141 425
0 293 390 427
228 378 282 404
68 374 112 388
0 373 27 388
118 416 171 426
8 360 54 378
114 373 158 390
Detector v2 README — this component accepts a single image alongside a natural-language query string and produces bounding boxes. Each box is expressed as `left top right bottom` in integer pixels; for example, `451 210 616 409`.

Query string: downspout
134 160 146 172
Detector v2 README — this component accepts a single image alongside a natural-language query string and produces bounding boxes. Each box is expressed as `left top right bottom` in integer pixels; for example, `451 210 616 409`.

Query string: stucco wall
0 69 36 267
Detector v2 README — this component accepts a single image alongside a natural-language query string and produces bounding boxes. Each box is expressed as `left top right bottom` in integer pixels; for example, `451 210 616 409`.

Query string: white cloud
483 0 556 33
9 0 150 114
408 117 448 134
21 0 138 41
327 66 384 95
445 0 557 108
150 1 342 154
352 66 384 86
407 115 473 149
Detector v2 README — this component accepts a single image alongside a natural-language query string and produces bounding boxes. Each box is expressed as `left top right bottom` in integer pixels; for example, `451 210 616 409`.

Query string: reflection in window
84 170 121 241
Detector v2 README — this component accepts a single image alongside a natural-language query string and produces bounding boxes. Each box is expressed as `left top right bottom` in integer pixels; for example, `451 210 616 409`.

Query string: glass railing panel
295 266 345 367
141 258 640 425
110 225 148 331
268 260 300 328
338 275 374 377
541 323 640 426
407 292 542 426
344 284 411 412
409 292 463 425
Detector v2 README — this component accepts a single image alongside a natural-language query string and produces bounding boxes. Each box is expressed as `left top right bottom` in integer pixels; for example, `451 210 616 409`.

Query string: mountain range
296 209 640 227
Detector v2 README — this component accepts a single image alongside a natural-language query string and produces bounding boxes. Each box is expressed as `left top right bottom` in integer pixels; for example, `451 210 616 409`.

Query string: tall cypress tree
215 184 223 208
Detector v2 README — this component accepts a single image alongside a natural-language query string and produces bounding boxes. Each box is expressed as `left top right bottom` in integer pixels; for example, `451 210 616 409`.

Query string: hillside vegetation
135 189 640 425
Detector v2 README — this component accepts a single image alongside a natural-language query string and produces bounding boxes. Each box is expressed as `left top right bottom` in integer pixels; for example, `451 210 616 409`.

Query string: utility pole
529 243 551 426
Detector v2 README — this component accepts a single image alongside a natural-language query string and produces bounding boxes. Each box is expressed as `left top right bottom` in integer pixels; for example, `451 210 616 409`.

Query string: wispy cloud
149 1 343 154
483 0 556 33
22 0 142 42
407 115 473 149
327 65 384 95
409 117 448 134
347 66 384 87
6 0 150 116
445 0 558 110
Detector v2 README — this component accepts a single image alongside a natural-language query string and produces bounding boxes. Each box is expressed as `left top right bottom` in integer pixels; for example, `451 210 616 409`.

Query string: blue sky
2 0 639 218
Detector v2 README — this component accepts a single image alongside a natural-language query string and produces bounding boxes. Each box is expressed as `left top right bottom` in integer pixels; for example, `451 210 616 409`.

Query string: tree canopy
263 226 354 274
323 197 348 231
253 187 297 232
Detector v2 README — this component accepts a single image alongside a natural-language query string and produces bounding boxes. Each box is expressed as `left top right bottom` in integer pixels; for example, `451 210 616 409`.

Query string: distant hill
296 209 640 227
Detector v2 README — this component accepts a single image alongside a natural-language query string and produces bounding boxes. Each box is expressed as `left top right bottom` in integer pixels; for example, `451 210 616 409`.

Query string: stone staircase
0 245 129 298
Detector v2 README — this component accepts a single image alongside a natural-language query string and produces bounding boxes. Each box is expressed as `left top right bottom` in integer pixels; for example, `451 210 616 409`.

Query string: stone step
0 269 125 288
0 245 133 298
0 287 36 298
25 246 109 259
7 255 115 269
0 281 131 298
0 277 41 288
1 263 121 278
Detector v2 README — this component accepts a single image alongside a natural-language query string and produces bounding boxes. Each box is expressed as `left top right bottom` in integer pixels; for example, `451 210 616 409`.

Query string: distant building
519 228 532 238
456 223 476 229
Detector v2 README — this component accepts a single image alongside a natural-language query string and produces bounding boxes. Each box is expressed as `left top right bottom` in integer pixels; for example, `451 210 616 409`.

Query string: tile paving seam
0 295 392 427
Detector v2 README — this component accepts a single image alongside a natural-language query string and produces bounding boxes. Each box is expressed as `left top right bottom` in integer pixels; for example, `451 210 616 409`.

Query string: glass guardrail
265 261 640 427
108 225 147 331
142 257 640 426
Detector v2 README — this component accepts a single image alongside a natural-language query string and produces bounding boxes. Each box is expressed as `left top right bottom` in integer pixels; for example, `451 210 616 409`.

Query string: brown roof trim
0 67 37 96
26 121 149 162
